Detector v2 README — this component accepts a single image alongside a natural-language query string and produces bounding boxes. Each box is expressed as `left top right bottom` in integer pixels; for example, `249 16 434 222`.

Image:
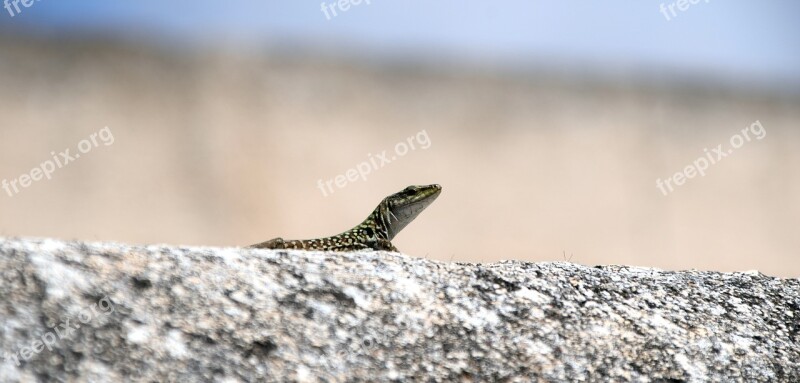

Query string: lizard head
380 184 441 240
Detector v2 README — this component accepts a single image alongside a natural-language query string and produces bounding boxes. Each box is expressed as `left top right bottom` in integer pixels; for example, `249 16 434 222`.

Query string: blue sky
3 1 800 89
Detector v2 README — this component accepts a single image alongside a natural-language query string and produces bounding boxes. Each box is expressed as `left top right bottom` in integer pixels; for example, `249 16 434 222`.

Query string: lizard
249 184 441 252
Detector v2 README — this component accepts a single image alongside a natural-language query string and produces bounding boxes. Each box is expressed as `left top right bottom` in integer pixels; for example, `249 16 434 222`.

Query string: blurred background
0 1 798 276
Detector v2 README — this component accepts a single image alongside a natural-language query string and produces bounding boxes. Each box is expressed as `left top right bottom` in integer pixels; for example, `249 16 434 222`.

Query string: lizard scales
249 184 441 252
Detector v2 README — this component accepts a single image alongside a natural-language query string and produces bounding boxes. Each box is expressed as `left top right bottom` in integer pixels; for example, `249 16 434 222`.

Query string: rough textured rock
0 237 798 382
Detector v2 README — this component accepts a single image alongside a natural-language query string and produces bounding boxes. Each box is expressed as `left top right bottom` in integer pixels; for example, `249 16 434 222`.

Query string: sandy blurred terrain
1 35 798 276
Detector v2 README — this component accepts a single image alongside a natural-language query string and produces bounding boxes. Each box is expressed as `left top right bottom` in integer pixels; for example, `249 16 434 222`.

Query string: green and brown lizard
249 184 441 252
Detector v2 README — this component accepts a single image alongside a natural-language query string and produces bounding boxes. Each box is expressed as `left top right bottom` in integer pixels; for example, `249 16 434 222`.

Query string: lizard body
249 184 441 252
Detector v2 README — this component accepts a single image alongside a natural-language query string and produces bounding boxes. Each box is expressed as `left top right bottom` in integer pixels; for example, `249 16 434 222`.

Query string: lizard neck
359 203 394 240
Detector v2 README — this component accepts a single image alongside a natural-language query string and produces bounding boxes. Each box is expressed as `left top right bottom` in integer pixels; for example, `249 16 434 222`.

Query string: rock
0 237 798 382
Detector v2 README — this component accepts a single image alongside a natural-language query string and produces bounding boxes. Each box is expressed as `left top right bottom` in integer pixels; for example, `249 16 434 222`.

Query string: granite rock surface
0 237 798 382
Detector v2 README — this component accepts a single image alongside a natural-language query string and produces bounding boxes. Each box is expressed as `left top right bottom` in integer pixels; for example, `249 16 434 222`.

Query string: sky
2 1 799 89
